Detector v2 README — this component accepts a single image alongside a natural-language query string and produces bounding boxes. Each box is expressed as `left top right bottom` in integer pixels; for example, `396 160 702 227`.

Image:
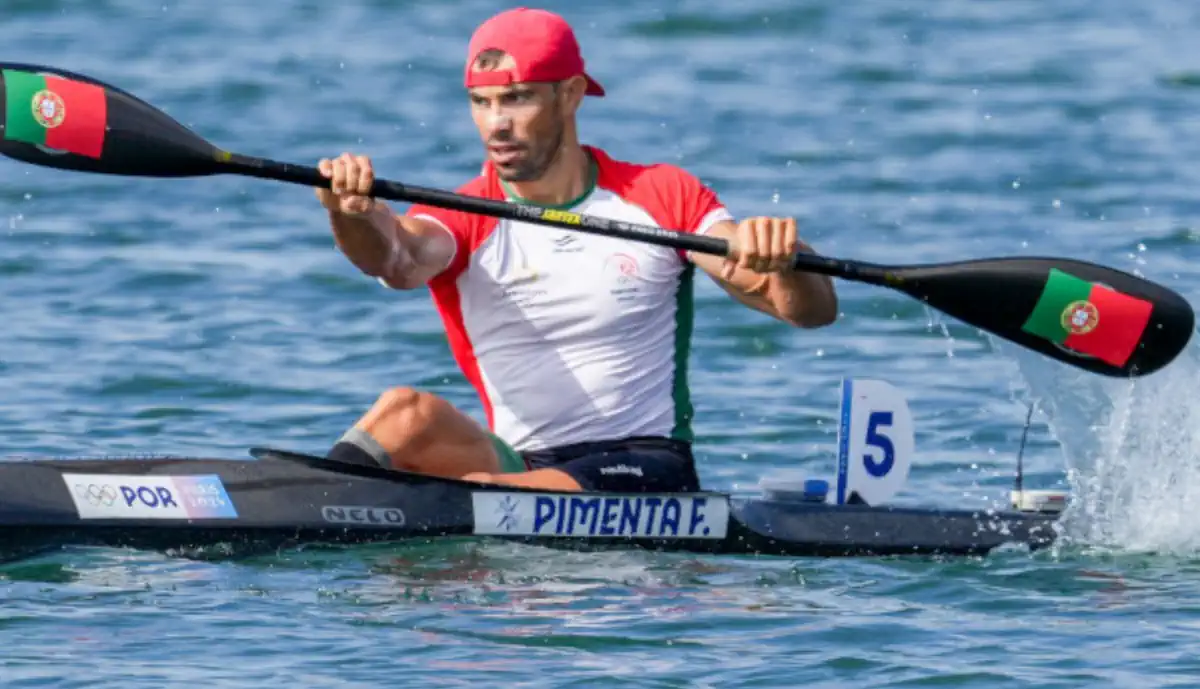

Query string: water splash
1010 346 1200 555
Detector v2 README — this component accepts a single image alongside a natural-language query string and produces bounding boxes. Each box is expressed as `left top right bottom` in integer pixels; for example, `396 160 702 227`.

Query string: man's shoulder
407 169 501 221
589 145 707 191
588 146 729 234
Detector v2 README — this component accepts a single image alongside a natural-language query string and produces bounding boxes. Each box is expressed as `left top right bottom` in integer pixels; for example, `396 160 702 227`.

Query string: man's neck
504 143 592 208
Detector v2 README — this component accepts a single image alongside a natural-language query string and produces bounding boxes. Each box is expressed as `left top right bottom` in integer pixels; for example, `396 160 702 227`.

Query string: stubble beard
496 120 565 183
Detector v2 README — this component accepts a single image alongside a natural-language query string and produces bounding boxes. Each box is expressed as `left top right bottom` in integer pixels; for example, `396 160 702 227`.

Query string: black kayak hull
0 449 1059 560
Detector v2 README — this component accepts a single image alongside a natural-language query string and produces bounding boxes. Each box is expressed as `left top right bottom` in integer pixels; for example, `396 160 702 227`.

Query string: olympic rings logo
73 483 119 507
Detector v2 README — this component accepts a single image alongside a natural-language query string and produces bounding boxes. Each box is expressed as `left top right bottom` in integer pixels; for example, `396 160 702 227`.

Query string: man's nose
486 107 514 136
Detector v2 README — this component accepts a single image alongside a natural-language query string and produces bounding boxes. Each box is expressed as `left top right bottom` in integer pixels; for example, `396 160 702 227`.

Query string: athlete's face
468 78 583 182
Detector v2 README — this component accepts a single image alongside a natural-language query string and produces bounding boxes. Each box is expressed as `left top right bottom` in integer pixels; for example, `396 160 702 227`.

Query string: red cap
464 8 605 97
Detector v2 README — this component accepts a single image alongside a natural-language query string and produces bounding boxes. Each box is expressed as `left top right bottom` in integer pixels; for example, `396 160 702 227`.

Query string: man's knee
374 386 427 416
364 385 487 452
369 386 449 429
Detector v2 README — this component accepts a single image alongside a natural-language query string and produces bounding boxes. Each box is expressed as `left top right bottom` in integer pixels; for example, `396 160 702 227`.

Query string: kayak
0 446 1060 563
0 377 1068 563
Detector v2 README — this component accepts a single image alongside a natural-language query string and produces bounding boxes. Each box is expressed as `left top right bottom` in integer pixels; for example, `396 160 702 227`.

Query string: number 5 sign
835 378 915 506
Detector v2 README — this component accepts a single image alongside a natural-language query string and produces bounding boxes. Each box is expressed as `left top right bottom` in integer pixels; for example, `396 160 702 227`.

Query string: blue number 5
864 411 895 477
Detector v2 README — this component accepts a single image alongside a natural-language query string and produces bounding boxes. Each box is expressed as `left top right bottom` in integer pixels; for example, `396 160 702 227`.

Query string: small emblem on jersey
604 252 643 302
604 252 641 283
552 234 582 253
509 250 540 284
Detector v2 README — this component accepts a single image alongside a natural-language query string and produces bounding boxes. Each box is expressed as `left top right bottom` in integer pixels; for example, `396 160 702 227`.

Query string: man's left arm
689 217 838 328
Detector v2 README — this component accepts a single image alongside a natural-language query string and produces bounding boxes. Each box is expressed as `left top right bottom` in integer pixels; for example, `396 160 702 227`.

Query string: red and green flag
1021 268 1154 367
2 69 107 158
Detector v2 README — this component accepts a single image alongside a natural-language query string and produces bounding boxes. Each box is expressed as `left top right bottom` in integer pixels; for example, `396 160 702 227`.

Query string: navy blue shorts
520 436 701 493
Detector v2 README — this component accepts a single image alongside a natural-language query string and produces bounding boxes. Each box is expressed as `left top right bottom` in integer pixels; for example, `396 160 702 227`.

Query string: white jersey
404 146 733 452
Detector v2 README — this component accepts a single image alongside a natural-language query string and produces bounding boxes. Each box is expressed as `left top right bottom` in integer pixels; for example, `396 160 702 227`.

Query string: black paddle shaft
221 149 864 275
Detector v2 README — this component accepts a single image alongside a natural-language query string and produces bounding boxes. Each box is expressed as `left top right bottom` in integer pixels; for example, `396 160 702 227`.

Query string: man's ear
559 75 588 113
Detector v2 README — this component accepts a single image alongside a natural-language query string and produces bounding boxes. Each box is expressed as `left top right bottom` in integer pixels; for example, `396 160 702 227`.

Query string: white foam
1011 345 1200 555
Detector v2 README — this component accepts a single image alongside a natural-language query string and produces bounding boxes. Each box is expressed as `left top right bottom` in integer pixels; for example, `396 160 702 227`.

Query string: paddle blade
886 257 1194 377
0 62 221 177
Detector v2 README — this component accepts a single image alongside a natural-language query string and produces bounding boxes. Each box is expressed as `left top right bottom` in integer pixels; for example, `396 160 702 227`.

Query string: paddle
1 62 1194 378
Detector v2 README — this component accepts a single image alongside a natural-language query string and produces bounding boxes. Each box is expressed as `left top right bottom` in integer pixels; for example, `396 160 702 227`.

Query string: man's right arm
317 152 456 290
328 202 455 290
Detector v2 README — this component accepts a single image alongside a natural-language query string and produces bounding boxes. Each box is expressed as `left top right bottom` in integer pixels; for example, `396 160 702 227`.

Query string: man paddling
315 7 838 493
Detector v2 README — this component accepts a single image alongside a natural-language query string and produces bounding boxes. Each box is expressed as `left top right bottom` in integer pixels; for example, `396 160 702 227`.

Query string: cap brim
583 72 605 97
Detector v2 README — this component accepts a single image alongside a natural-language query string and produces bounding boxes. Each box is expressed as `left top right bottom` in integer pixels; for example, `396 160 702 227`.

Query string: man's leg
464 438 700 493
327 387 503 479
461 468 583 491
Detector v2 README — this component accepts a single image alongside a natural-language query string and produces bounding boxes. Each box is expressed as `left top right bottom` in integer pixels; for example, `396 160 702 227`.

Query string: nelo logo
321 505 406 526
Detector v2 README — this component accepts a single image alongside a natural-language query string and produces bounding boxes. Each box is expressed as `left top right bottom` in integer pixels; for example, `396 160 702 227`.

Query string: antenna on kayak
1014 401 1035 495
1009 399 1069 515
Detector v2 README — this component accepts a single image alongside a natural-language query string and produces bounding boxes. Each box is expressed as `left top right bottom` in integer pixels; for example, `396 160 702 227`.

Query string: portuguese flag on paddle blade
2 69 107 158
1021 268 1154 367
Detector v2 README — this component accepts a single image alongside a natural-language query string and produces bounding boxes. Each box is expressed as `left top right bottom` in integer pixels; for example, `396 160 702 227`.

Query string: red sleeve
663 165 732 235
653 166 733 263
404 175 498 284
598 155 734 261
597 152 733 235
